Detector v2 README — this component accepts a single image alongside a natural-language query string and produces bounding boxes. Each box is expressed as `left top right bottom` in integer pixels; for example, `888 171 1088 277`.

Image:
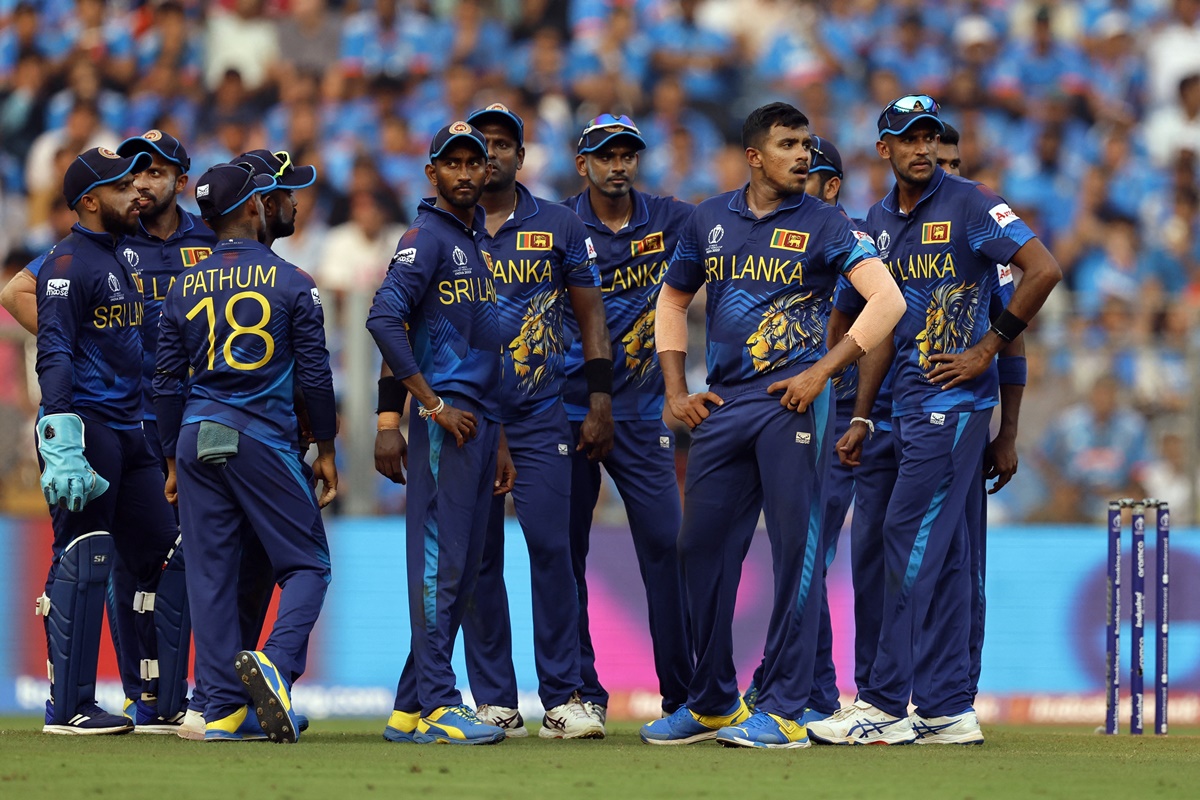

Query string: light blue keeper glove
36 413 110 512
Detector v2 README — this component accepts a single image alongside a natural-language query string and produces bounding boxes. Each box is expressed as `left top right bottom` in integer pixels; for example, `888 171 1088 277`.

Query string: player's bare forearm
827 306 853 351
398 372 441 411
1005 238 1062 325
660 349 721 428
0 268 37 335
567 284 612 362
853 336 893 419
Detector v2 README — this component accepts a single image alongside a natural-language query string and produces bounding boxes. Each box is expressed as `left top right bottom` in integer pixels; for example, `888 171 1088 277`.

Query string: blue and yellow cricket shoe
235 650 298 744
716 710 811 749
640 698 750 745
383 709 420 743
204 705 270 742
122 697 135 722
414 705 506 745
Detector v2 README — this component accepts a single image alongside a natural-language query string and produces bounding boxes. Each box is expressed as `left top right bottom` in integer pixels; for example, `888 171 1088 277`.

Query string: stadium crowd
2 0 1200 522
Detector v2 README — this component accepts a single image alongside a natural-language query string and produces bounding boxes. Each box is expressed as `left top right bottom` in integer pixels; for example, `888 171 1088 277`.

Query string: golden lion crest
915 281 980 371
509 288 563 392
746 292 823 373
621 292 660 387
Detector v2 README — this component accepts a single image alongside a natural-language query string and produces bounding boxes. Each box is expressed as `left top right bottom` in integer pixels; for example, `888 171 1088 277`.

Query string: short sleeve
663 207 707 294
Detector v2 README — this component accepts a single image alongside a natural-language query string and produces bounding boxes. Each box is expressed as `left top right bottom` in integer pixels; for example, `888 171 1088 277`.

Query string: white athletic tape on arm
845 258 905 352
654 283 693 354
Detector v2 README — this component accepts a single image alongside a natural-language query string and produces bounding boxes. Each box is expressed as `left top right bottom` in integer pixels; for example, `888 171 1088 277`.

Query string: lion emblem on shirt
621 292 660 387
915 281 980 372
509 288 563 393
746 292 823 373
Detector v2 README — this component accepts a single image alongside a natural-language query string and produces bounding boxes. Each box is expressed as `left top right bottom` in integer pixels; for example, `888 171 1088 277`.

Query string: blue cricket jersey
366 198 501 420
865 168 1034 417
35 224 146 430
665 187 877 387
488 183 599 424
561 188 694 421
153 238 336 454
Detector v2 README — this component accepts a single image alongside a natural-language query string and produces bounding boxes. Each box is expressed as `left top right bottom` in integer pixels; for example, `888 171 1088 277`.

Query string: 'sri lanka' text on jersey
366 199 501 420
153 238 336 454
561 188 694 421
665 188 876 387
865 167 1033 417
486 183 599 424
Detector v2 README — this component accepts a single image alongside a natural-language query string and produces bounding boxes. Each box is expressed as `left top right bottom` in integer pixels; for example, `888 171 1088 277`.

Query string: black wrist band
990 309 1028 343
377 377 408 415
583 358 614 395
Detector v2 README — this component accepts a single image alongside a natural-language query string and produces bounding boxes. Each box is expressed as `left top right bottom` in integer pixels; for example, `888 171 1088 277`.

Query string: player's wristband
418 397 445 421
376 376 407 415
584 358 614 395
989 309 1028 343
850 416 875 438
997 356 1027 386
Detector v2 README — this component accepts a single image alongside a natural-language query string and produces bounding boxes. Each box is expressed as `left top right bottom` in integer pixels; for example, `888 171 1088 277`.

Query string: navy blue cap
194 162 277 221
117 129 191 173
809 135 843 178
467 103 525 147
235 148 317 189
63 147 152 209
877 94 945 137
429 121 488 162
577 113 646 154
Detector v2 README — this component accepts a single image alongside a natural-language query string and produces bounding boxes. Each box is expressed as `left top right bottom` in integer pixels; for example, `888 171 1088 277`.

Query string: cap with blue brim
117 129 192 173
63 147 153 209
429 121 488 161
577 113 646 154
235 148 317 189
809 135 843 178
466 103 525 147
877 94 946 137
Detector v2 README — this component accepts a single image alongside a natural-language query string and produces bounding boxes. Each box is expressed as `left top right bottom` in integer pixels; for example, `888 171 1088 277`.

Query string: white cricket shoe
583 701 607 731
176 709 206 741
475 704 529 738
910 707 985 745
539 694 605 739
806 700 917 745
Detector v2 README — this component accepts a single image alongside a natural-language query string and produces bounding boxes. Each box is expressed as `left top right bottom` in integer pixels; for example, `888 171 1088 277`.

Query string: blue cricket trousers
849 424 898 691
393 397 499 716
176 423 330 722
680 366 833 720
462 400 582 710
859 409 990 719
569 417 691 713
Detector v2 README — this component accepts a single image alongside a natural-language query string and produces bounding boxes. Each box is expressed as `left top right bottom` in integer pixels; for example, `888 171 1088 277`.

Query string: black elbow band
377 376 408 415
583 358 614 395
989 309 1028 343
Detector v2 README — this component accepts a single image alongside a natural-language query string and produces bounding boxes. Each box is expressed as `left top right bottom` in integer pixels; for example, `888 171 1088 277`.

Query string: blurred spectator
275 0 342 75
1140 426 1200 521
1147 0 1200 110
25 100 116 197
648 0 735 121
1146 72 1200 167
204 0 281 92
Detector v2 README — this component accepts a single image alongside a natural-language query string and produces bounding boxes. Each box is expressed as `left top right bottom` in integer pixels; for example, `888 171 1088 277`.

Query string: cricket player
808 95 1060 745
562 114 696 724
34 147 190 734
458 104 611 739
642 102 905 749
154 161 337 743
367 121 516 746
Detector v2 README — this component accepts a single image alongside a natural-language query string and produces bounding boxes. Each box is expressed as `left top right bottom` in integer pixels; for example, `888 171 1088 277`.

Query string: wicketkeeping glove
36 414 110 512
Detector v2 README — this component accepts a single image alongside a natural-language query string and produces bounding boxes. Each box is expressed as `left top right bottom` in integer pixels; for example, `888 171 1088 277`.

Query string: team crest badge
143 130 163 141
98 148 119 159
449 121 472 133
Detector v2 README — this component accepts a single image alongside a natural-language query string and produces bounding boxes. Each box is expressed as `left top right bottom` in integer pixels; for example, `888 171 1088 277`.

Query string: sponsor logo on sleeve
196 184 209 198
46 279 70 297
585 236 598 260
517 231 553 250
852 230 876 247
392 247 417 265
921 221 952 244
311 287 322 306
988 203 1019 228
997 263 1013 285
631 231 665 257
770 229 809 253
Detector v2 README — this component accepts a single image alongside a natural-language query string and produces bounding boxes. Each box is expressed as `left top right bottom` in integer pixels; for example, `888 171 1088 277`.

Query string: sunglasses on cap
272 150 293 178
229 161 258 201
888 95 939 114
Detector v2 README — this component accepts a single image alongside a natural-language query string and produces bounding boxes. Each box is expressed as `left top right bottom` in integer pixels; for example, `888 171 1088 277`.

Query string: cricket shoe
476 704 529 738
133 698 188 734
178 709 206 741
204 706 268 741
383 709 420 743
235 650 298 743
42 700 134 735
799 707 833 725
911 708 985 745
122 697 135 722
414 705 506 745
539 694 604 739
742 681 760 713
583 701 607 734
806 700 916 745
716 710 811 749
640 698 750 745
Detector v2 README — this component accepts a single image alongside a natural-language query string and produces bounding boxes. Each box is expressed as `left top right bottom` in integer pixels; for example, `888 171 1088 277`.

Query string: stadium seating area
2 0 1200 522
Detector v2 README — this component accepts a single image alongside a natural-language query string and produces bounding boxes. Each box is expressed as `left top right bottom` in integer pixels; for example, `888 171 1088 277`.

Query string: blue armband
997 355 1027 386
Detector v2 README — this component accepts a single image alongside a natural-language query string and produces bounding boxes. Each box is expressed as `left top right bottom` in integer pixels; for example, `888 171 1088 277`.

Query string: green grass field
2 718 1198 799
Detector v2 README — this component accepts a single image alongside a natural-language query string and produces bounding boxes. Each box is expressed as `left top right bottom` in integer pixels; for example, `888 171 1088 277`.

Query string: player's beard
442 181 483 209
138 189 175 226
100 200 140 235
269 206 296 239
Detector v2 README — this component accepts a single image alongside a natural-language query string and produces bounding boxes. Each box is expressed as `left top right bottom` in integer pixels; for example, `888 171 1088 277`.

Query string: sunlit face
748 124 811 196
577 144 640 199
133 154 186 223
90 175 143 235
426 145 491 209
878 120 940 187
